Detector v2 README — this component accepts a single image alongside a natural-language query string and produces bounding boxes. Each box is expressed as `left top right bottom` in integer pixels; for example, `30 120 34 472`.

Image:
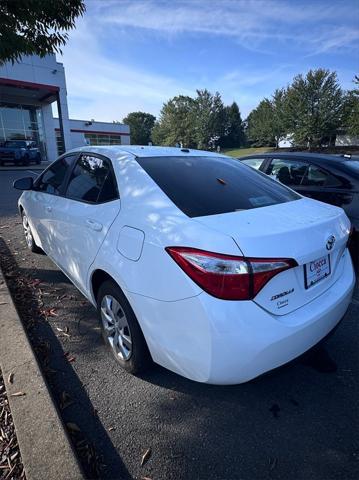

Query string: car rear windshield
136 155 300 217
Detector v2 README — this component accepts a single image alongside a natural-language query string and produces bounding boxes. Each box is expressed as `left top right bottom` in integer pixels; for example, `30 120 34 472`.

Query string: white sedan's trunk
195 198 352 315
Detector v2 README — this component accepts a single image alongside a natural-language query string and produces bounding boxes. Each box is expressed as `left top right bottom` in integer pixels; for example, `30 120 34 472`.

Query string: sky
58 0 359 123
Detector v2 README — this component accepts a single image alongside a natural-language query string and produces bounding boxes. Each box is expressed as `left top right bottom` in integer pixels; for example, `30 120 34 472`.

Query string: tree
152 95 197 147
246 98 276 146
271 88 289 148
194 89 225 149
221 102 245 148
343 75 359 136
0 0 85 64
122 112 156 145
285 69 343 148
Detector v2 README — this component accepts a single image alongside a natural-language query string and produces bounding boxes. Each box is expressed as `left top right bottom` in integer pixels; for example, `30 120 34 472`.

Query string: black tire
97 280 151 374
21 211 42 253
22 154 30 166
35 154 41 165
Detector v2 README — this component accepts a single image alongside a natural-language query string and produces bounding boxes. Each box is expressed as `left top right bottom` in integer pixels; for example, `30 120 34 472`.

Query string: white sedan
14 146 355 384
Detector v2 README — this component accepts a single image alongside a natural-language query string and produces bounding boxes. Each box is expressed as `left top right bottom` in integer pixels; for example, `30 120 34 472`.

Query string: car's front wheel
21 212 42 253
22 154 30 166
97 280 151 374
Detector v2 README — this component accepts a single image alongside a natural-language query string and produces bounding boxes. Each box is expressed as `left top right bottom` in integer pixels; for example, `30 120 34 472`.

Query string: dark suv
0 140 42 166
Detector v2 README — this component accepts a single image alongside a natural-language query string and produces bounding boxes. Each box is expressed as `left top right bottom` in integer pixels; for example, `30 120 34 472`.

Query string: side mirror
13 177 33 191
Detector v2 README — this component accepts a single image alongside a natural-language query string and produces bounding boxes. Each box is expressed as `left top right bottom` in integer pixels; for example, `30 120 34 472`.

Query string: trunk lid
195 198 351 315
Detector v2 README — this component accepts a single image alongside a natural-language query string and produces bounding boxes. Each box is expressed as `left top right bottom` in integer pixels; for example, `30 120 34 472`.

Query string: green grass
223 146 275 157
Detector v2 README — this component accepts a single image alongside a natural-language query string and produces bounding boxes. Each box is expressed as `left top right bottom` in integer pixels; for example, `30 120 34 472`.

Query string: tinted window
302 164 341 187
242 158 264 170
268 158 308 186
35 155 74 195
343 160 359 177
5 141 26 148
136 156 300 218
65 154 117 203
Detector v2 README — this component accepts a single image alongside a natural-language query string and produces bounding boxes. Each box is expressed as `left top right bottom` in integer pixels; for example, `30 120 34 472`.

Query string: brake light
166 247 297 300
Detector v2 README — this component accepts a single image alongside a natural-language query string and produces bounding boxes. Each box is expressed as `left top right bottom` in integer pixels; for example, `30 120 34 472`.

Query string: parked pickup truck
0 140 42 166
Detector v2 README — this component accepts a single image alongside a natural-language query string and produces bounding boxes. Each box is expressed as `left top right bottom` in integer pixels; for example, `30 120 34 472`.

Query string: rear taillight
165 247 297 300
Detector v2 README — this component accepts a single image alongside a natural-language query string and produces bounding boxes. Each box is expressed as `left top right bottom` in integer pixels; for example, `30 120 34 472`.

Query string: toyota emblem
326 235 336 251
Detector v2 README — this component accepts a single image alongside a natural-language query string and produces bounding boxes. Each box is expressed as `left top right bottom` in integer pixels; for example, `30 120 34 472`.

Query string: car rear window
136 155 300 218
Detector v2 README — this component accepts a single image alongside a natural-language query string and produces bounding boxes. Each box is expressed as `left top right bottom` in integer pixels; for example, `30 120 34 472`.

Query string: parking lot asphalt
0 169 358 480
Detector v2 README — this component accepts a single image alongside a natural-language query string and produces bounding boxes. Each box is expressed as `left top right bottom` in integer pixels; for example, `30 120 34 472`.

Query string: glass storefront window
0 103 47 160
84 133 122 146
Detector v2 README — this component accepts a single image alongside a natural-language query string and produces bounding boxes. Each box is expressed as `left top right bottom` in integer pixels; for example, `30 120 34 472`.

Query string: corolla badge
326 235 336 251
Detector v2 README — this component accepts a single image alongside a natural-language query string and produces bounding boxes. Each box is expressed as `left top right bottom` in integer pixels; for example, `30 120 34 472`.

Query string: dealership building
0 55 130 162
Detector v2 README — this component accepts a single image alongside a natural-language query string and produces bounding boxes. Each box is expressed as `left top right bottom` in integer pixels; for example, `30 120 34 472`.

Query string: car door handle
86 219 103 232
45 206 52 212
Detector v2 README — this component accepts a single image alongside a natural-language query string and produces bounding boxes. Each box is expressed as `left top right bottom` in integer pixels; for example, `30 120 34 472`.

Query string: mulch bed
0 371 26 480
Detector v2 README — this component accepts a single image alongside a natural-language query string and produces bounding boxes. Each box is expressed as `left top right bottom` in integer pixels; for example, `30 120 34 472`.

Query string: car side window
65 154 118 204
34 155 75 195
301 164 341 187
242 158 264 170
268 158 308 186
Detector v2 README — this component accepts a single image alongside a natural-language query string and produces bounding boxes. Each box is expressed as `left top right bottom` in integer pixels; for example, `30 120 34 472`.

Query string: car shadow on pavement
0 238 132 480
130 303 359 480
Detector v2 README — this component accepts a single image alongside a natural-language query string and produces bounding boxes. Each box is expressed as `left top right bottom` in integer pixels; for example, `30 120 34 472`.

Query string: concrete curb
0 268 84 480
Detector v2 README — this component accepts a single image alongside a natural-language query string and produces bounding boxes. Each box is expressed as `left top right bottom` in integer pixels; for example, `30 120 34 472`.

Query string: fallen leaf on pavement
7 373 14 384
60 391 74 410
269 457 278 470
0 302 8 305
141 448 151 466
142 477 153 480
66 422 81 433
108 427 115 432
40 308 58 317
56 326 70 337
10 392 26 397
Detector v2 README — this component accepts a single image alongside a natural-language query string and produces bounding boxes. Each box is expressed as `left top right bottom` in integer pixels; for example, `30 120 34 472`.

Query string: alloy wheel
100 295 132 360
22 214 33 248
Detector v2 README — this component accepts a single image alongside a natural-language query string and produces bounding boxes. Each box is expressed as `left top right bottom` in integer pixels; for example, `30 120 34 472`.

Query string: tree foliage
246 69 348 149
122 111 156 145
221 102 245 148
343 75 359 136
153 91 245 149
0 0 85 64
246 98 275 147
285 69 343 147
152 95 197 147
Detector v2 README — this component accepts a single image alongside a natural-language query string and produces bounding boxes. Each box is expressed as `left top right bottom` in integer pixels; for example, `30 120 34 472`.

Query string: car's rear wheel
35 153 41 165
97 280 151 374
22 212 42 253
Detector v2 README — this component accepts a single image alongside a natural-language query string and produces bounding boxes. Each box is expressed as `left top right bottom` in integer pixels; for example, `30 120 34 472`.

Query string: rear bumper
129 250 355 385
